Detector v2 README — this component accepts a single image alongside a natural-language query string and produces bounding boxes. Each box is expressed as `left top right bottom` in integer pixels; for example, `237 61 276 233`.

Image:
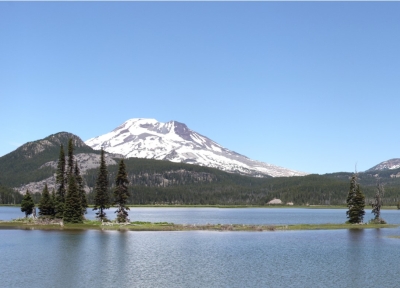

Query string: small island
0 218 397 232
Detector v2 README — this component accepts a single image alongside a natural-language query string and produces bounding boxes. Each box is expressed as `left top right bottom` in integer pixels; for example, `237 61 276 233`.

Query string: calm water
2 206 400 224
1 207 400 287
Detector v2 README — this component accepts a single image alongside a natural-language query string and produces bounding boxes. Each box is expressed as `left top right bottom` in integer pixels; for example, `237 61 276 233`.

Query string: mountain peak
85 119 307 177
366 158 400 172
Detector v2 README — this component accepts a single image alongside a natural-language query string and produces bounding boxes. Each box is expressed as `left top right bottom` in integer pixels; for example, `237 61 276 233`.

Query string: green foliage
371 181 384 221
63 175 83 223
56 143 66 203
38 183 54 217
51 189 56 213
93 149 110 220
74 160 88 217
66 138 74 180
0 185 23 204
0 132 96 188
21 190 35 218
53 144 66 218
54 195 64 218
2 131 400 207
114 159 130 222
369 218 387 224
346 175 365 224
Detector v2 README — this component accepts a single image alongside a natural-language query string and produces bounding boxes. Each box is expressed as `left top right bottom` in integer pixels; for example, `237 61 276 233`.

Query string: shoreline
0 220 397 232
1 204 399 210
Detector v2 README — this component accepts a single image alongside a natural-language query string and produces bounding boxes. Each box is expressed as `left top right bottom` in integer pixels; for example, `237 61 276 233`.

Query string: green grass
4 204 400 209
0 219 397 232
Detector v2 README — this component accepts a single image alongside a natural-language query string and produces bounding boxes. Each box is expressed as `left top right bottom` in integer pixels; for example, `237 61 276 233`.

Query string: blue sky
1 2 399 175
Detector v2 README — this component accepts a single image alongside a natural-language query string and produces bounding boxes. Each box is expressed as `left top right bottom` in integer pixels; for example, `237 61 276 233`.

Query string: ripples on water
1 207 400 287
1 228 400 287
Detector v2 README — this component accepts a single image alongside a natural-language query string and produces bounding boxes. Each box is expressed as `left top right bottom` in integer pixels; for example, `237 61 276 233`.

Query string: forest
2 133 400 207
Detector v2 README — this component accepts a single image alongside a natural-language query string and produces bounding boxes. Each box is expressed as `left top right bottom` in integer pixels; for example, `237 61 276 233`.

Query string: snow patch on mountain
85 118 307 177
366 158 400 172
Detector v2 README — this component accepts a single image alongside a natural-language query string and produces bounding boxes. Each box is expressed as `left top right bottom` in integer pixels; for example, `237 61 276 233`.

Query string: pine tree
51 188 56 216
55 144 66 218
114 159 130 222
346 175 365 224
63 175 83 223
353 184 365 222
74 160 88 217
371 180 385 223
66 138 74 180
38 183 53 217
93 149 110 221
21 190 35 218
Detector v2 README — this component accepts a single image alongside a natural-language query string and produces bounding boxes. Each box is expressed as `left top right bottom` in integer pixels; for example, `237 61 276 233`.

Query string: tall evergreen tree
346 175 365 224
55 144 66 218
51 188 56 217
38 183 53 217
93 149 110 220
64 175 83 223
74 160 88 217
371 180 385 222
21 190 35 218
114 159 130 222
66 138 74 180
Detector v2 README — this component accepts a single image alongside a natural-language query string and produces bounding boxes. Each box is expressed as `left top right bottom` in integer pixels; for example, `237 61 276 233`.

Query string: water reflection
1 229 400 287
346 229 365 287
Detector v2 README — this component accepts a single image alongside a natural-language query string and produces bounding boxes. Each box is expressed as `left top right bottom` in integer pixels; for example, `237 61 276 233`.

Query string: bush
369 218 387 224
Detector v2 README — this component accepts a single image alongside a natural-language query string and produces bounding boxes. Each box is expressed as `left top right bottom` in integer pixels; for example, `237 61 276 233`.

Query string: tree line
21 140 130 223
346 173 386 224
0 185 23 205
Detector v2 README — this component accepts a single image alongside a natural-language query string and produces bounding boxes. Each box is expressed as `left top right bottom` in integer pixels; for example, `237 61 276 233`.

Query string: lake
2 206 400 225
1 207 400 287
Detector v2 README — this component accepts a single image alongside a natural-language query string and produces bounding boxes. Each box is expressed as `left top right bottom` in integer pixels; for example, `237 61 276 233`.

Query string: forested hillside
83 158 400 206
2 133 400 206
0 185 23 205
0 132 97 188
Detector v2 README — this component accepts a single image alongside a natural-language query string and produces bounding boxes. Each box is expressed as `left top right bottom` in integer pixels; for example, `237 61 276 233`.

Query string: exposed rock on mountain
14 153 118 194
366 158 400 172
0 132 121 194
85 118 307 177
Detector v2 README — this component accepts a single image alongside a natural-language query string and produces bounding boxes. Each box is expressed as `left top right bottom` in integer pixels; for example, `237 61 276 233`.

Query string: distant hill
0 132 100 188
1 132 400 206
366 158 400 172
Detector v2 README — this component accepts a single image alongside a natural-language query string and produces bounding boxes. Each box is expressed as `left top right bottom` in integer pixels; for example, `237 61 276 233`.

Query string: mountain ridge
2 131 400 205
0 132 118 190
366 158 400 172
85 118 307 178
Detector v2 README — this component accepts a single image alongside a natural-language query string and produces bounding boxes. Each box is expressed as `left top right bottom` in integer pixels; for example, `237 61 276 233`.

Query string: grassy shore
2 204 399 209
0 219 397 232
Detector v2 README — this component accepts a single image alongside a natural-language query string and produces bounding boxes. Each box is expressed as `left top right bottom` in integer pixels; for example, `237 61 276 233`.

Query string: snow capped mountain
85 118 307 177
366 158 400 172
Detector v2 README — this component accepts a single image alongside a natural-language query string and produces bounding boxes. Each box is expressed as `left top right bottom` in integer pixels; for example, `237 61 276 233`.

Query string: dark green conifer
55 144 66 218
346 175 365 224
371 180 384 222
51 188 56 216
66 138 74 180
38 183 53 217
114 159 130 222
63 175 83 223
93 149 110 221
21 190 35 218
74 160 88 217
